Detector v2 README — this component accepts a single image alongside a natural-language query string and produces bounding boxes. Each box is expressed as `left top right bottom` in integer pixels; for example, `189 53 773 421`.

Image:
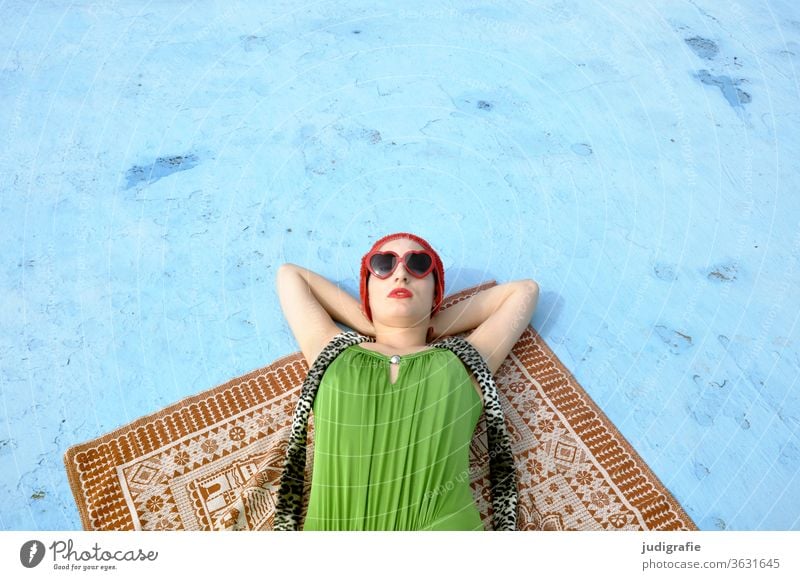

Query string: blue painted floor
1 0 799 530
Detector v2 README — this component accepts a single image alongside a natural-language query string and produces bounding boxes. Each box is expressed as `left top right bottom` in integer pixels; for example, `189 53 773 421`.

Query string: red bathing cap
359 232 445 323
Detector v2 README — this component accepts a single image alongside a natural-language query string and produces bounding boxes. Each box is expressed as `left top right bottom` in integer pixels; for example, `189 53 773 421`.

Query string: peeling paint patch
706 262 738 282
31 490 46 500
653 262 676 281
693 460 710 480
688 389 722 426
361 129 382 144
685 36 719 60
655 325 693 354
689 404 713 426
239 34 276 52
125 154 200 189
570 143 592 156
0 438 17 456
779 441 799 466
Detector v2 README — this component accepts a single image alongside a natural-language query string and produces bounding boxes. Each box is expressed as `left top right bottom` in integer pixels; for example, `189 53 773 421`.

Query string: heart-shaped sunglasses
365 250 435 279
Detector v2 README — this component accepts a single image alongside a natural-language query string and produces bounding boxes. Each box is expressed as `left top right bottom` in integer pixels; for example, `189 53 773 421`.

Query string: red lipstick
388 288 413 298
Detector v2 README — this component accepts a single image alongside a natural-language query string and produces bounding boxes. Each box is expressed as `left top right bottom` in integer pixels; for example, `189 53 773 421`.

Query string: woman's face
367 238 436 325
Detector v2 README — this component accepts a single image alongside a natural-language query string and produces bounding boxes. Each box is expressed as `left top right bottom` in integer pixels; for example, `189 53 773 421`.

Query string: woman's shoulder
308 331 372 367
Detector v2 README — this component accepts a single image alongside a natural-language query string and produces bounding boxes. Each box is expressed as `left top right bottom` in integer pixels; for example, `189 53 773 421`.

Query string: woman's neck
370 325 428 350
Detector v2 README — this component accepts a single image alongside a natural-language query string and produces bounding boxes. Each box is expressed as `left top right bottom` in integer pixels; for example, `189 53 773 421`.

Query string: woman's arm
276 263 376 367
430 280 539 375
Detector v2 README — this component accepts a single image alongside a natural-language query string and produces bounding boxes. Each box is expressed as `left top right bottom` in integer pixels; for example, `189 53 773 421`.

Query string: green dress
302 343 484 531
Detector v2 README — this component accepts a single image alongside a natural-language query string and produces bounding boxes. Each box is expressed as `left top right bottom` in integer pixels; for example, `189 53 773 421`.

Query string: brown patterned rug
64 281 696 531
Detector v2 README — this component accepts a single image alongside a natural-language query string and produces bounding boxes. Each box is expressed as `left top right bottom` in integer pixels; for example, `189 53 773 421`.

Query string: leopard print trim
273 331 518 531
431 337 518 531
272 331 370 531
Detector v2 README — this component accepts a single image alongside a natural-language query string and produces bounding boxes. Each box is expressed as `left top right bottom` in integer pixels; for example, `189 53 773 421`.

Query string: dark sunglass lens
370 253 396 276
406 253 432 275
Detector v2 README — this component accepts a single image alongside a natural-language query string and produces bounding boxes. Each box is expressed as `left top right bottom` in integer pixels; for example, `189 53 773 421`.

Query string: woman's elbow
277 263 297 276
275 263 299 287
517 279 539 293
518 279 539 304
